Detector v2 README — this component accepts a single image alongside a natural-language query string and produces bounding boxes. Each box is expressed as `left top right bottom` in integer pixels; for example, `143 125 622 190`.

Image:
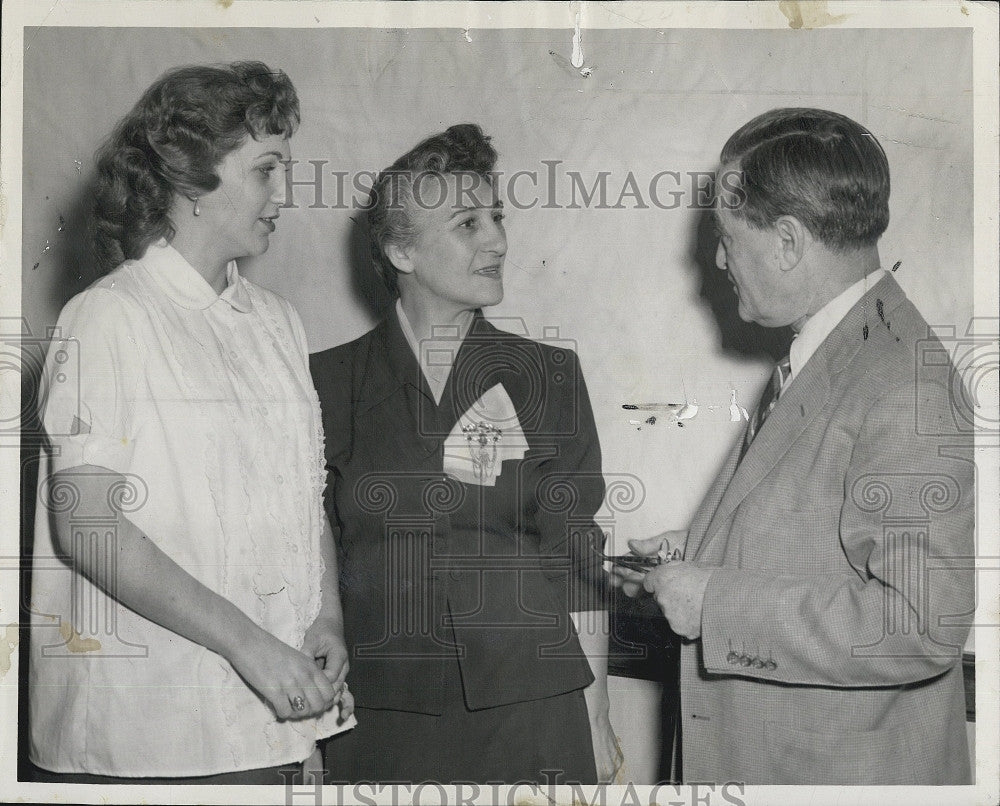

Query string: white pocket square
443 383 529 486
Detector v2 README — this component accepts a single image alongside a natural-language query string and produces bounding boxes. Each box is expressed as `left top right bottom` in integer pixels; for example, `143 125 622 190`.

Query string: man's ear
385 242 415 275
774 215 810 272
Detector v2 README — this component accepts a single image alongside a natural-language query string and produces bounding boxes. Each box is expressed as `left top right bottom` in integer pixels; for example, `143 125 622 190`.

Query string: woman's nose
271 168 288 206
484 221 507 255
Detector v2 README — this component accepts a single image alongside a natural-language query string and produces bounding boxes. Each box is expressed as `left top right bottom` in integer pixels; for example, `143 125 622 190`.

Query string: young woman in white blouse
29 61 353 783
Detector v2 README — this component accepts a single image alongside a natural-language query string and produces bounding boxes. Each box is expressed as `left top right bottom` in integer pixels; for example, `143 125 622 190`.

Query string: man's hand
640 561 713 639
611 533 713 640
608 530 688 597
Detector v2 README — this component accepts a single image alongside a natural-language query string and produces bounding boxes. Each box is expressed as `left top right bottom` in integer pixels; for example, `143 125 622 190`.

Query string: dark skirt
323 652 596 785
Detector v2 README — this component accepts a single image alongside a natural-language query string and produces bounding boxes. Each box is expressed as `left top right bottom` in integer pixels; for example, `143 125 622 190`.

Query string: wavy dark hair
90 61 299 274
720 108 890 251
367 123 498 298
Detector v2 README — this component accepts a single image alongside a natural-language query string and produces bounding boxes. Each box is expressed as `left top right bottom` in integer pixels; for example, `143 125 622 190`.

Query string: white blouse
29 240 350 776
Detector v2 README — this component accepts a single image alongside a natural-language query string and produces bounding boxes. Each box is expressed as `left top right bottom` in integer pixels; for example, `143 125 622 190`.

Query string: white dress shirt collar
139 238 253 312
789 268 886 382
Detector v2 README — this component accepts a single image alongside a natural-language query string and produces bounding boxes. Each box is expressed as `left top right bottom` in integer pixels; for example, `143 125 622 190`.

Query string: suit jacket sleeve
309 347 356 541
699 377 974 686
533 349 609 613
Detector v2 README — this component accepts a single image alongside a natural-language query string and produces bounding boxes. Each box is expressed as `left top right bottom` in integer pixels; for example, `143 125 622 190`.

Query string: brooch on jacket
444 383 528 487
462 421 503 480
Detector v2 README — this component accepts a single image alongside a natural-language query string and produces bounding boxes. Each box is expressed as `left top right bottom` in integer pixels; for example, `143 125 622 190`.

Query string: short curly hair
367 123 498 298
90 61 299 274
720 108 890 251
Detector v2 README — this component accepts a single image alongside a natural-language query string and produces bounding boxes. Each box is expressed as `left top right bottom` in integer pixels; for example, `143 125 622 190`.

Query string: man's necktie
740 355 791 459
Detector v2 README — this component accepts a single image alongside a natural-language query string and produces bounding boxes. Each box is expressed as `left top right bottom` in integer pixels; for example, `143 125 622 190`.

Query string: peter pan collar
138 239 254 313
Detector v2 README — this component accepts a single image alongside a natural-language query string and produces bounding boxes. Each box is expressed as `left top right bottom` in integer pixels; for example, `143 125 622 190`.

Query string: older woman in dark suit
311 124 619 783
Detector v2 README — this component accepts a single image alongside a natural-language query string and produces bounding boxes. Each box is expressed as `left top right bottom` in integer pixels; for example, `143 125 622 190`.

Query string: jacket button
739 654 752 667
726 650 739 665
765 659 777 671
752 657 765 669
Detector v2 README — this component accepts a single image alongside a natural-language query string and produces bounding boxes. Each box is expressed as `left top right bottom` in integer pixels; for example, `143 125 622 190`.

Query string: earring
192 197 201 217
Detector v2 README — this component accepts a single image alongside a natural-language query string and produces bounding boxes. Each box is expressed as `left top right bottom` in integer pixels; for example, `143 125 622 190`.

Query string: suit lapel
357 310 440 457
688 274 905 561
688 364 830 560
436 310 497 432
683 438 742 559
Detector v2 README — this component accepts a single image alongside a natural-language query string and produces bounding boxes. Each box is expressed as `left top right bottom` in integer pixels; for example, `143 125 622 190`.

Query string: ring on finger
291 695 307 712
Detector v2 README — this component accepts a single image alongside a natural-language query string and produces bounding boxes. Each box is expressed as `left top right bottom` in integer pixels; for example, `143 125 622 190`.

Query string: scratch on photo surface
547 5 594 79
883 137 947 151
596 2 653 30
548 50 593 80
571 9 585 67
885 105 958 126
502 258 530 275
876 297 890 330
622 398 699 426
729 388 749 422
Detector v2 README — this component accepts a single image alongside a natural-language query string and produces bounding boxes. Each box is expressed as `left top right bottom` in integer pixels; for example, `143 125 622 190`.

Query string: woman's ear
385 242 415 275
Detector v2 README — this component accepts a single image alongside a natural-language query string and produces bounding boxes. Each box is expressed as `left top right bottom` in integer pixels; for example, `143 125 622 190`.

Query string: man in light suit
615 108 975 785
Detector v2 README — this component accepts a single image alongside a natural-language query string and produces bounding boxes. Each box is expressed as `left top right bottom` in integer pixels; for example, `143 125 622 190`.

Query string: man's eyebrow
254 150 286 161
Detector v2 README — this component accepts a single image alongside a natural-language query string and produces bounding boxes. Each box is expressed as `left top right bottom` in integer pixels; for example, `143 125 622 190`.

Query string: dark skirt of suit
323 648 596 784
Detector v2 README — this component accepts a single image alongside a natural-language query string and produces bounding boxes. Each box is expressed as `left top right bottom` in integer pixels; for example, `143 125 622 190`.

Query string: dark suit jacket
680 274 974 784
310 310 607 714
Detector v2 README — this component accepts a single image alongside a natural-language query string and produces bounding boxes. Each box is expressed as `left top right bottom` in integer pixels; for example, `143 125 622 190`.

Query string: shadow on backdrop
345 211 391 321
688 207 793 363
